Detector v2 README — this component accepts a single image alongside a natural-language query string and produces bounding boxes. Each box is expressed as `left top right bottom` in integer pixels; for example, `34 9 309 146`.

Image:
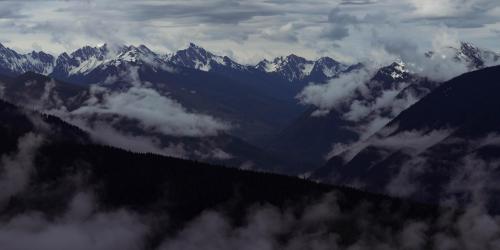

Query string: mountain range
0 42 351 85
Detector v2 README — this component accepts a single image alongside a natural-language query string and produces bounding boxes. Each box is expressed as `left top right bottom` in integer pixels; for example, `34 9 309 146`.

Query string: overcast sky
1 0 500 64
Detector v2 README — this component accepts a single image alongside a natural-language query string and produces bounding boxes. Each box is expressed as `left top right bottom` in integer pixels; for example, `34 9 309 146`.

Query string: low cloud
371 129 453 153
1 121 500 250
0 132 44 206
41 65 231 159
329 128 452 163
74 122 189 158
71 85 229 138
297 67 375 114
0 192 148 250
159 194 342 250
342 80 425 140
387 34 470 81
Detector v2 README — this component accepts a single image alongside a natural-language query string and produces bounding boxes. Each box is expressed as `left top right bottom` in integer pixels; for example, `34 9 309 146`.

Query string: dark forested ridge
0 98 441 249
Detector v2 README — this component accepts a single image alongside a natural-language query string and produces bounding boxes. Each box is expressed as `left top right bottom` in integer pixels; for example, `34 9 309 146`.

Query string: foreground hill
0 98 444 249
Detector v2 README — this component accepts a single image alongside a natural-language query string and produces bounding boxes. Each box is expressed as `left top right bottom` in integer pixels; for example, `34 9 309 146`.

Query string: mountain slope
268 62 437 173
0 71 89 111
269 42 499 173
314 65 500 204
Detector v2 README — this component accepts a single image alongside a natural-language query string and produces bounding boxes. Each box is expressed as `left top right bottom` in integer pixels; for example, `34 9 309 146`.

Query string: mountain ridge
0 42 353 84
312 65 500 205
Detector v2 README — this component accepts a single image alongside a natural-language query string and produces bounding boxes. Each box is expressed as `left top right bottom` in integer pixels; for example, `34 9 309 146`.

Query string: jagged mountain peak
70 44 109 59
316 56 340 64
458 41 485 55
310 56 347 79
0 43 55 76
0 42 352 83
179 42 213 58
116 44 159 62
28 50 52 58
119 44 153 54
454 41 499 69
372 61 410 82
255 54 350 82
51 44 112 78
283 54 309 63
269 54 312 66
257 54 311 71
0 43 19 56
27 50 55 65
188 42 203 49
168 43 243 72
51 43 167 79
424 41 500 70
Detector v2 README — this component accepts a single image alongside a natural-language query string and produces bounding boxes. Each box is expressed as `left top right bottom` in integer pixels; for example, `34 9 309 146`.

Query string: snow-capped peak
454 41 500 69
167 43 244 72
169 43 218 71
255 54 315 81
426 42 500 70
51 44 169 78
0 43 55 76
52 44 111 77
373 61 410 82
255 55 350 82
310 57 347 78
114 44 163 65
0 42 353 84
391 61 409 79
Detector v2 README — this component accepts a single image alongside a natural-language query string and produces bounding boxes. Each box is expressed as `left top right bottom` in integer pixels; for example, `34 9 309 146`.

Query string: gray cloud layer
1 0 500 64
